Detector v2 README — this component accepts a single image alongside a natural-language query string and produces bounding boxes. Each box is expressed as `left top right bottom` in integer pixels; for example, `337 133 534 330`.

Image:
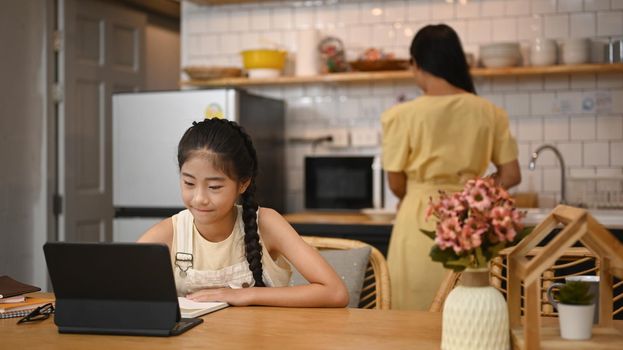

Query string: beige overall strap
174 210 194 277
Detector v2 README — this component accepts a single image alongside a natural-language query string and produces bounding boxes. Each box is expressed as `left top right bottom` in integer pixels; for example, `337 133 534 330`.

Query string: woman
381 24 521 310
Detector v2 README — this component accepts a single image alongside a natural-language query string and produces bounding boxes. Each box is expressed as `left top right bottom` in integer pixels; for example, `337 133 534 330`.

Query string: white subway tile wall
570 73 596 88
558 0 583 12
557 142 583 166
584 141 610 166
597 115 623 140
570 13 596 38
596 11 623 36
584 0 611 11
544 14 569 39
612 142 623 165
544 116 569 140
181 0 623 211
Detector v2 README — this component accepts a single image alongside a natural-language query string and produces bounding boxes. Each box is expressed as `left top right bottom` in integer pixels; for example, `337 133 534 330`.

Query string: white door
58 0 146 242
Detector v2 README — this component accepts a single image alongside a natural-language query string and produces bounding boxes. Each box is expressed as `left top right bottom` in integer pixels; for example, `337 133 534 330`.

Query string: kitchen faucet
528 144 566 204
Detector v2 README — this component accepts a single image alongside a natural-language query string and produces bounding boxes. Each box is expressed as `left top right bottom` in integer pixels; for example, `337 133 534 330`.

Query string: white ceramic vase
441 268 510 350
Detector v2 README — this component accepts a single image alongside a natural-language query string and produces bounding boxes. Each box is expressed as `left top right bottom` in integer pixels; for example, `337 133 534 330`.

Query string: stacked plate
480 42 521 68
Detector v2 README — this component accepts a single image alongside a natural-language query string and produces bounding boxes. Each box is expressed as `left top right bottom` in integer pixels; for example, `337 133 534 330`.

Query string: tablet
43 242 203 336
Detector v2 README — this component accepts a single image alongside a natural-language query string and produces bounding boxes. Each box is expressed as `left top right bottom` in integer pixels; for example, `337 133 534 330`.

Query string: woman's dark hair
410 24 476 94
178 118 265 287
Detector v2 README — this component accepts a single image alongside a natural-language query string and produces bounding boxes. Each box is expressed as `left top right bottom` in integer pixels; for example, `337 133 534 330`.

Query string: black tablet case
43 242 202 336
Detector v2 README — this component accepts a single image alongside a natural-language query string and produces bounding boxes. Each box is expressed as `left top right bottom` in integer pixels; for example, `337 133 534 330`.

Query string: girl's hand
186 287 251 306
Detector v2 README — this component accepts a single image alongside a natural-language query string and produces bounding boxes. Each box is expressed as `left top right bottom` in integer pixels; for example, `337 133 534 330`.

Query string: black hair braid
227 121 266 288
241 183 265 287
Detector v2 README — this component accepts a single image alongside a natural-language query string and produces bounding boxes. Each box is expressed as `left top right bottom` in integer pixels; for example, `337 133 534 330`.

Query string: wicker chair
429 269 462 312
429 247 623 318
301 236 391 310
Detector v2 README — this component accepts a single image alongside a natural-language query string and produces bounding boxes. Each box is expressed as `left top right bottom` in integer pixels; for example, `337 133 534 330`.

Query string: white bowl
247 68 281 79
481 42 520 52
560 38 590 49
480 42 521 57
561 48 589 64
481 55 520 68
361 208 396 222
480 49 520 59
480 42 521 67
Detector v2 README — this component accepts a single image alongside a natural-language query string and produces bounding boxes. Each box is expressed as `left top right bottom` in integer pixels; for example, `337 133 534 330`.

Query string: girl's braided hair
177 118 265 287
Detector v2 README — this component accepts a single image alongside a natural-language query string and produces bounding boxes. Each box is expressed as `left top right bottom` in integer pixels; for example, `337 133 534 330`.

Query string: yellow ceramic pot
241 49 286 70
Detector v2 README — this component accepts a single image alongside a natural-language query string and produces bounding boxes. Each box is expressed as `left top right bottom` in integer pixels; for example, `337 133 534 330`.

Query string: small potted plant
548 280 596 340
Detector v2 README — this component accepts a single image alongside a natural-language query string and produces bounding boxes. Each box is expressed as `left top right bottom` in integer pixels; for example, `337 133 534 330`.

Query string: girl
139 118 348 307
381 24 521 310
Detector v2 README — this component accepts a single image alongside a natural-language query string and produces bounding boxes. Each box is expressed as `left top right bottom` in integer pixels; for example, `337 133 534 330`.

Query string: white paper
177 297 229 318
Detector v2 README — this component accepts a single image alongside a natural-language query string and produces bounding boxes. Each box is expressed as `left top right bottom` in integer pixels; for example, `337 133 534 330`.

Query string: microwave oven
304 155 383 210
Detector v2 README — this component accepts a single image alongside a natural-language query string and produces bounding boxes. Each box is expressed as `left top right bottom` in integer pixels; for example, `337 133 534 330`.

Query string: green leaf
420 229 436 241
445 256 472 267
429 246 470 272
429 245 458 263
443 263 467 272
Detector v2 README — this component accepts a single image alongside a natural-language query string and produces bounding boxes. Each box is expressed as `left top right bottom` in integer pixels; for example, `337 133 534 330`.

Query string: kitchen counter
285 208 623 256
284 211 393 256
286 208 623 229
284 211 393 226
523 208 623 229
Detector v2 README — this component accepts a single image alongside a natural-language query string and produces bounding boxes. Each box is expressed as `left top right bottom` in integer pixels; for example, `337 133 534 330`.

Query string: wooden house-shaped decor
506 205 623 349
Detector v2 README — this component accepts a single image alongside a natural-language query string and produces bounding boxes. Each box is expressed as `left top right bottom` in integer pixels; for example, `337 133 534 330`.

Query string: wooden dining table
1 306 442 349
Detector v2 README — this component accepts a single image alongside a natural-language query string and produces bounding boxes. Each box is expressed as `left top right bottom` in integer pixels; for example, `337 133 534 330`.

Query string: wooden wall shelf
187 0 274 5
181 63 623 88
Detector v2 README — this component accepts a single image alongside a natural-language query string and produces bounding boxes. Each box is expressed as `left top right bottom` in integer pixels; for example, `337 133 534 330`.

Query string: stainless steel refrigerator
112 89 285 242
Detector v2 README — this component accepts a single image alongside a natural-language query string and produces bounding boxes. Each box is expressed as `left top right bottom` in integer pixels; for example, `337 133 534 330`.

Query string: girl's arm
188 208 349 308
137 218 174 250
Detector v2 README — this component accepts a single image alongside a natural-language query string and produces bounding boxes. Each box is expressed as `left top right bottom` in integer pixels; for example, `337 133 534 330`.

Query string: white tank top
170 206 291 296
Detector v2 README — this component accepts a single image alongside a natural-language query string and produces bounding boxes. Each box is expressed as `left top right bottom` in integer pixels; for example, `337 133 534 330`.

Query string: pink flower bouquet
421 177 531 271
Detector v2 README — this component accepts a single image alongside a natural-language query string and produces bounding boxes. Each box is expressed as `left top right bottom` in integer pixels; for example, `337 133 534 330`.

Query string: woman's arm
493 159 521 189
187 208 349 308
387 171 407 199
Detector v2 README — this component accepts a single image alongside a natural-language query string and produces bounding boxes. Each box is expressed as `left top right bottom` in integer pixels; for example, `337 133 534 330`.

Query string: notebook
1 297 53 313
43 242 211 336
178 297 228 318
0 297 54 319
0 275 41 299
